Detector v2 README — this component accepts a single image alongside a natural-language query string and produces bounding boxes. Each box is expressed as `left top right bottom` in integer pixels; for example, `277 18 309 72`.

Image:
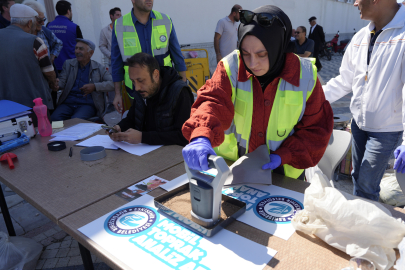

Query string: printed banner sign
79 195 277 270
222 185 304 240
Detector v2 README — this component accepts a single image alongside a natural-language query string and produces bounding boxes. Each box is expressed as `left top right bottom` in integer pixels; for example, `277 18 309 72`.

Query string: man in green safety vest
182 6 334 180
110 0 187 113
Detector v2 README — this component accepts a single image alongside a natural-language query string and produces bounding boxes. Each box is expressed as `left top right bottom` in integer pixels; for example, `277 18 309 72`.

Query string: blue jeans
351 120 403 201
51 103 97 121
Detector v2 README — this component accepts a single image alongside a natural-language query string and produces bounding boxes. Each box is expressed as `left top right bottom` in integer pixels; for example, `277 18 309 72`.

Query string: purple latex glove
182 137 216 171
394 145 405 173
262 154 282 170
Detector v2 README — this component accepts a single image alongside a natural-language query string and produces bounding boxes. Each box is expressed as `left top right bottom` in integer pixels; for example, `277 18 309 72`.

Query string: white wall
49 0 369 64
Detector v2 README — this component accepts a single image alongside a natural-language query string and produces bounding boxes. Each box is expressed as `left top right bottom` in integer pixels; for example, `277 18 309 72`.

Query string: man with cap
308 16 325 72
51 38 114 121
0 0 15 29
0 4 58 121
182 6 333 180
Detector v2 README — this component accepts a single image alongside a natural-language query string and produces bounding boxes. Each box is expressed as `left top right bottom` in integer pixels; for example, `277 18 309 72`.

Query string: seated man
294 26 314 58
108 53 193 146
51 38 114 121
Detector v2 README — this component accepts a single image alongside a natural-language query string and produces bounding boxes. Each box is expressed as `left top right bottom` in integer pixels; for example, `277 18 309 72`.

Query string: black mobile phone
101 125 118 133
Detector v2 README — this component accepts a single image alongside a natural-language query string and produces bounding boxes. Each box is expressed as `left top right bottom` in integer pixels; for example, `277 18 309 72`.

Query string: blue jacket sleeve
168 20 187 72
50 31 63 57
111 23 125 82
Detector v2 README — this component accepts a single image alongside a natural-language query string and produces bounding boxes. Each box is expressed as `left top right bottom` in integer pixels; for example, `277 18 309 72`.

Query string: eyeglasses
295 31 302 34
36 17 47 23
239 10 286 31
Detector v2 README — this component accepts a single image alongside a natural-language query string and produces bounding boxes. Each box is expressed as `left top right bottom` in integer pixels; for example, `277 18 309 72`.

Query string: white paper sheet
113 141 162 156
49 136 78 141
222 184 304 240
160 173 189 192
79 195 277 270
51 123 102 140
76 135 119 150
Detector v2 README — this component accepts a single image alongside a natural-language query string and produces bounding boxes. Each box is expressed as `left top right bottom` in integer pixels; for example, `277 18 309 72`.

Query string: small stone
56 248 70 258
67 255 83 266
60 240 72 249
42 258 58 269
40 249 58 259
67 247 80 257
43 228 57 237
55 257 69 268
46 243 60 250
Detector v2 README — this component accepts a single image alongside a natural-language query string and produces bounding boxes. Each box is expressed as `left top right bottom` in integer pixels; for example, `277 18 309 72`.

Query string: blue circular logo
104 206 158 237
160 35 167 42
254 196 303 224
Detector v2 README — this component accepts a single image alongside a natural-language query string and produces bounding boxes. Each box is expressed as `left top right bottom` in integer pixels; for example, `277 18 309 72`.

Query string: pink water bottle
33 98 52 137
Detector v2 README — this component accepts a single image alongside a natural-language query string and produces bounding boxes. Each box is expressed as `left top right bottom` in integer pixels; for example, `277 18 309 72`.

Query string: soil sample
161 189 241 228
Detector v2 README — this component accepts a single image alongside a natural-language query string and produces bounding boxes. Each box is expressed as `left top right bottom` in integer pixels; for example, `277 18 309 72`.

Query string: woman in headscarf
182 5 333 180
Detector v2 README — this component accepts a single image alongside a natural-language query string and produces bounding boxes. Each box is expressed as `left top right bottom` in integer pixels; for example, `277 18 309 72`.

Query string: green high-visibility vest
114 10 173 98
214 50 317 179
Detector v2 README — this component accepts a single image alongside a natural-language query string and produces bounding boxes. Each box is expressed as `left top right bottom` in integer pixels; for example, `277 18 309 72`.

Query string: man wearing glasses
23 1 62 65
182 6 333 180
294 26 314 58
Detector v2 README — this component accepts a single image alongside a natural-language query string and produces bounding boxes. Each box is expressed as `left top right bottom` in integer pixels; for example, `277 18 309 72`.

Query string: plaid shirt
37 28 63 58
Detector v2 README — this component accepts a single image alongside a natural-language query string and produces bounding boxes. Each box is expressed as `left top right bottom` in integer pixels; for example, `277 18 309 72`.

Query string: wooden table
58 163 405 270
0 119 185 268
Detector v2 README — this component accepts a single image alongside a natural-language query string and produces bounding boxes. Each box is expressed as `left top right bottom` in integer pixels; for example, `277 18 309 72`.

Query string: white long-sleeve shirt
323 5 405 143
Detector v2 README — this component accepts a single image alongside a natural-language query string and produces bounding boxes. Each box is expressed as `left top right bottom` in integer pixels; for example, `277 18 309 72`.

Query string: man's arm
214 32 222 63
48 30 63 64
34 37 58 91
297 40 314 57
319 26 325 44
167 19 187 81
99 27 111 59
93 64 114 91
142 87 193 146
323 39 355 103
58 61 68 89
116 100 136 132
297 51 311 57
273 78 334 169
76 25 83 38
182 61 235 146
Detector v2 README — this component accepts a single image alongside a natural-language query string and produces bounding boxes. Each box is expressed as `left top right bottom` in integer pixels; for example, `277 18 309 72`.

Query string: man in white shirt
99 7 121 107
323 0 405 201
214 4 242 63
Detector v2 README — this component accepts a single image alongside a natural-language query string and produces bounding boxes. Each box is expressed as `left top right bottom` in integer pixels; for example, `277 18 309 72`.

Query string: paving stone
0 194 24 213
22 221 55 238
40 249 58 259
55 257 70 268
53 231 67 240
70 240 79 248
95 256 104 263
46 242 61 250
67 255 83 266
54 226 63 232
43 258 58 269
56 247 70 258
32 233 47 242
9 202 51 232
35 259 46 270
40 237 54 247
0 214 25 236
68 247 80 257
60 239 72 248
43 228 58 237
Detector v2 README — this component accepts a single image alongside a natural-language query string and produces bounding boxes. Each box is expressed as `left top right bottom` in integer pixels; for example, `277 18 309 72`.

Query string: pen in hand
69 147 72 158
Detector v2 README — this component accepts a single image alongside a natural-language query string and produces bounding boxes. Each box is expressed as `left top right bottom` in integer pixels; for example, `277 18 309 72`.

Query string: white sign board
79 195 277 270
222 185 304 240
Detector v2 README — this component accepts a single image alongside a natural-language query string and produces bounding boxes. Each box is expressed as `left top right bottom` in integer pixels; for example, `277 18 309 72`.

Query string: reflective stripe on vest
214 50 317 179
114 10 173 97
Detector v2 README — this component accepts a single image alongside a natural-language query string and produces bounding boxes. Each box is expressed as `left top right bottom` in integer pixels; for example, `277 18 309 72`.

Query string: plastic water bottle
33 98 52 137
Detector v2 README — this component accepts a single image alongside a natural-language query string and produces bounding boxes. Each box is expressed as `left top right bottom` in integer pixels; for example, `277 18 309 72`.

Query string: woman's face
240 35 270 76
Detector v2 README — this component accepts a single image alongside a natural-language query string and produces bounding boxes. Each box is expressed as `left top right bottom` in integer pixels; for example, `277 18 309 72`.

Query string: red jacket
182 53 334 169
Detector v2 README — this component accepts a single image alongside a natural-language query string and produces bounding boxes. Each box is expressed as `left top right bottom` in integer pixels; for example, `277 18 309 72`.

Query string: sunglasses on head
239 10 286 31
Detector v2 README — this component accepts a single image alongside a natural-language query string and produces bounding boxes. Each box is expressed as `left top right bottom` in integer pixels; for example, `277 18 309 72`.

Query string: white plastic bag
292 172 405 270
380 173 405 207
0 231 27 270
305 165 323 183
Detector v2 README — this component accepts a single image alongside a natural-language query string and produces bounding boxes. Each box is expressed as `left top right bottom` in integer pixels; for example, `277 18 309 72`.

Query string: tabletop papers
222 184 304 240
79 194 277 270
112 141 162 156
51 123 102 141
76 135 119 150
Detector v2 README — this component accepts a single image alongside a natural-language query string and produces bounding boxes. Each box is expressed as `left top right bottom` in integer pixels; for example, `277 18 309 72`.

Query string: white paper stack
50 123 103 141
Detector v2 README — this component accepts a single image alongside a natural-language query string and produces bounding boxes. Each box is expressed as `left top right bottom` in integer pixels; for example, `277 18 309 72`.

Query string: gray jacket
58 59 114 118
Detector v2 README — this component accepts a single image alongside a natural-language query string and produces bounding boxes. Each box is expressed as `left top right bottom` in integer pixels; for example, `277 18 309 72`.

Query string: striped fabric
33 37 53 72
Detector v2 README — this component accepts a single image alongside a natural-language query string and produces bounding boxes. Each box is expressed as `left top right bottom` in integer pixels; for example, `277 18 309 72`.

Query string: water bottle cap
33 98 43 106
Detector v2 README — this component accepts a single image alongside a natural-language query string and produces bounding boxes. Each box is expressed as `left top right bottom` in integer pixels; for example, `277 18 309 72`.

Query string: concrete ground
0 52 353 270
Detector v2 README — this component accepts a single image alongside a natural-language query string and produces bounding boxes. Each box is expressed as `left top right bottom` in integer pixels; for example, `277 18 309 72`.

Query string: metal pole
0 186 16 236
79 243 95 270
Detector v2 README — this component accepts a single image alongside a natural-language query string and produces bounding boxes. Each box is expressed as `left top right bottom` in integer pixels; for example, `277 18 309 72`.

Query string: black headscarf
238 5 292 90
